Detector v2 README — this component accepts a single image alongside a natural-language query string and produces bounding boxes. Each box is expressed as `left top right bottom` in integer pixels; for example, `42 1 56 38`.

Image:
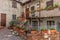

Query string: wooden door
1 14 6 26
25 8 29 18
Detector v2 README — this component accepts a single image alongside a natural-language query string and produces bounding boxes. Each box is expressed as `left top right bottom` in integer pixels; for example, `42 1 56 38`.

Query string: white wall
0 0 23 27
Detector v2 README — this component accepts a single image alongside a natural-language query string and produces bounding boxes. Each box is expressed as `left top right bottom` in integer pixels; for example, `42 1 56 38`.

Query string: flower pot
50 30 56 33
54 6 58 8
31 31 37 34
15 28 20 32
47 8 52 10
41 30 48 34
20 30 25 33
8 26 12 30
8 26 14 29
13 27 16 30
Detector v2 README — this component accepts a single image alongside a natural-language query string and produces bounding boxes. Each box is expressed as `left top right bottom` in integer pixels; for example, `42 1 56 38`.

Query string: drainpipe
38 0 41 31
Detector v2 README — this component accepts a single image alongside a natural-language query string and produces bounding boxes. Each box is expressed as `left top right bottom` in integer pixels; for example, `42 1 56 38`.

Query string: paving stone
0 28 24 40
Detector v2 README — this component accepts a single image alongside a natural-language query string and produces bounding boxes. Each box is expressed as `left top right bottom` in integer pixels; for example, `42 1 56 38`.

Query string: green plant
41 7 46 11
24 21 28 25
31 28 37 31
50 28 55 30
47 6 53 9
41 28 47 31
54 4 58 8
9 20 16 26
20 27 25 30
16 26 20 29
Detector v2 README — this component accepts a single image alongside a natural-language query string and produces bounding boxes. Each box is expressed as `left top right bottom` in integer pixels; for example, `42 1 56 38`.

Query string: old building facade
23 0 60 31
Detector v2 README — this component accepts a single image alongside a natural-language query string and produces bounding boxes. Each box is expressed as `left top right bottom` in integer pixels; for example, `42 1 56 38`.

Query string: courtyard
0 27 59 40
0 0 60 40
0 28 24 40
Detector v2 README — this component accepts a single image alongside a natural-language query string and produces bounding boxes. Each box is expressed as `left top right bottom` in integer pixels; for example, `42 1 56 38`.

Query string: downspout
38 0 41 31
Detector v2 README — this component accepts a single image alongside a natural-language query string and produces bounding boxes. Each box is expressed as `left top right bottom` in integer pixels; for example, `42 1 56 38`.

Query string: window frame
12 0 17 8
46 0 53 8
30 6 35 13
47 20 55 26
12 14 16 20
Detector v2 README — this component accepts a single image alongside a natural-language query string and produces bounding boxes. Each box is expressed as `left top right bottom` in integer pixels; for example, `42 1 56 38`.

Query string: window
12 0 17 8
12 14 16 20
47 21 55 26
46 0 53 7
31 6 35 11
32 21 38 30
31 6 35 17
32 21 38 26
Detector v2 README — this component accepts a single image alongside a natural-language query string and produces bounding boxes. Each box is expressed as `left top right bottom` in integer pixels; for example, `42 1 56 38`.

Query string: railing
29 11 40 18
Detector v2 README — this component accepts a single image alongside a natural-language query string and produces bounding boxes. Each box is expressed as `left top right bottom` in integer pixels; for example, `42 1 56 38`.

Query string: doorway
25 8 29 18
1 14 6 27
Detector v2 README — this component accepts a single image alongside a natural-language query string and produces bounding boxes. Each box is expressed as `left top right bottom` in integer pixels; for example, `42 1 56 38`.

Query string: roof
16 0 36 6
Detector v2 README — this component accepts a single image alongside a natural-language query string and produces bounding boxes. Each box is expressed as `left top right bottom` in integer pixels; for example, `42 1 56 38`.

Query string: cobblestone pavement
0 28 24 40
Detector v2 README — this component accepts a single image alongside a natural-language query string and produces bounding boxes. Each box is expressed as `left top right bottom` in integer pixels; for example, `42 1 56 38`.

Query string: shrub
50 28 55 30
47 6 53 9
9 20 17 27
20 27 25 30
41 28 47 31
54 4 58 8
16 26 20 29
31 28 37 31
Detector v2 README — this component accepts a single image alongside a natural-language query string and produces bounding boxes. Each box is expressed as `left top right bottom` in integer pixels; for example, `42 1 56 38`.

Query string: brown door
1 14 6 26
25 8 29 18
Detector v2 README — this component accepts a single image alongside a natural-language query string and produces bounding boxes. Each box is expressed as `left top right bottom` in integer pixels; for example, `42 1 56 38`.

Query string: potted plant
8 20 16 29
41 28 48 33
31 28 37 34
20 27 25 33
15 26 20 32
47 6 53 10
41 7 46 11
50 28 56 33
54 4 58 8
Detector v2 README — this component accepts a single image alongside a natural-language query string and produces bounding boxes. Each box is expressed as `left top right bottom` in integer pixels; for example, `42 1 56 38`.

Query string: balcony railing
26 4 59 18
